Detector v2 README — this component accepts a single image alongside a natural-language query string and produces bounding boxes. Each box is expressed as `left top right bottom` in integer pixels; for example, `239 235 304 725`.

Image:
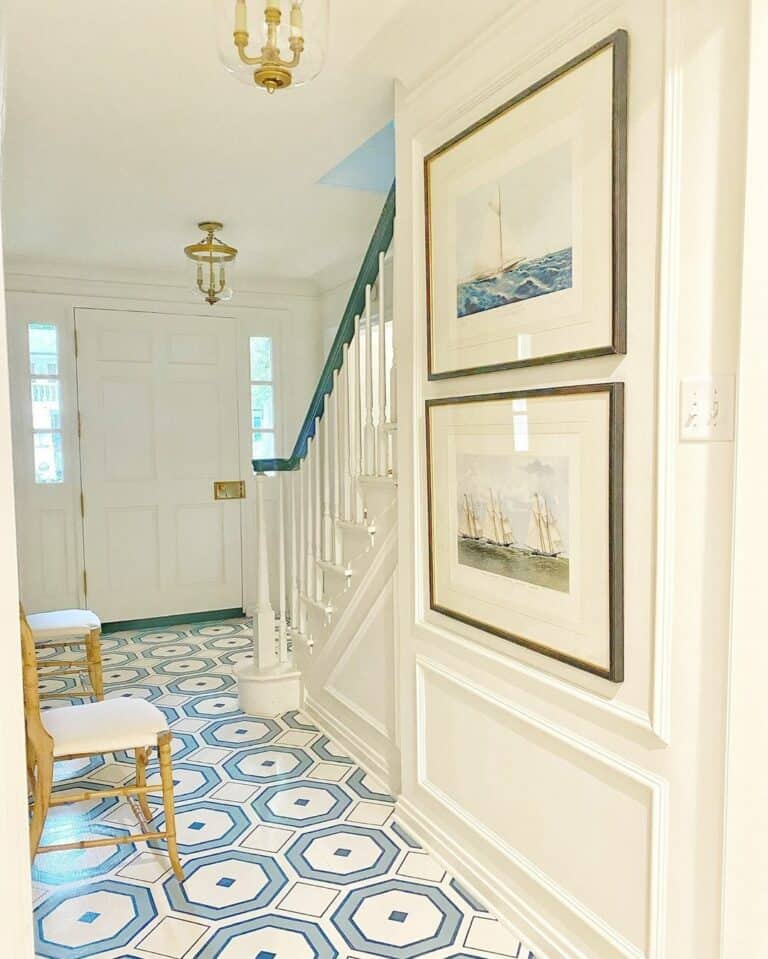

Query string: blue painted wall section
319 122 396 194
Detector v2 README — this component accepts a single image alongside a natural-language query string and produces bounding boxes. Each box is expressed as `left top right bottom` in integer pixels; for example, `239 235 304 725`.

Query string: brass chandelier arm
234 32 304 70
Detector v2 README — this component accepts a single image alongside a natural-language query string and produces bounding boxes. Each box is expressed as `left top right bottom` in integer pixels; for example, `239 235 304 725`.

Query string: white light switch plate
680 376 735 442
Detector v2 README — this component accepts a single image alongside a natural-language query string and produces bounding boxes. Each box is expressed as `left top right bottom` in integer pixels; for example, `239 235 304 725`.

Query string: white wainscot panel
106 506 160 590
416 658 665 959
38 509 71 601
326 577 396 738
102 379 157 481
175 504 225 586
166 381 220 478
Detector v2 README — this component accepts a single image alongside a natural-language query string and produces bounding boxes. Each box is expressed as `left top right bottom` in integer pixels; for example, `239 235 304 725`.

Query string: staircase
237 186 400 789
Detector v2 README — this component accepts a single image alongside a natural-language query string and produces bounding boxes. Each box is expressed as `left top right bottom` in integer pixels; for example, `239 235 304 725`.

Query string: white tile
136 915 208 957
241 824 294 852
117 851 173 883
278 882 340 917
210 782 257 802
397 851 446 882
88 762 135 785
277 730 316 747
346 801 393 826
170 718 208 733
465 915 524 956
189 746 231 764
154 694 189 707
308 762 348 782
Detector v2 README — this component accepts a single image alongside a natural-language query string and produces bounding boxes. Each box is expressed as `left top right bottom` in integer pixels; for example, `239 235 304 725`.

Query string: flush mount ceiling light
214 0 329 94
184 222 238 306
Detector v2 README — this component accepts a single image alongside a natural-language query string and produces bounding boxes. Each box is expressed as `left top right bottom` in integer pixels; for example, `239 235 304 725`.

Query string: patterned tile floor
32 618 536 959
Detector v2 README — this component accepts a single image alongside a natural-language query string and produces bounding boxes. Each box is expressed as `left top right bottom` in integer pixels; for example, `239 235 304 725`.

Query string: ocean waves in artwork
457 247 573 319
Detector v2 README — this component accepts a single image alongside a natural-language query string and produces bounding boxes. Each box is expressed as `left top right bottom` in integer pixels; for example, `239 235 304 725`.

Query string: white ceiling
1 0 515 290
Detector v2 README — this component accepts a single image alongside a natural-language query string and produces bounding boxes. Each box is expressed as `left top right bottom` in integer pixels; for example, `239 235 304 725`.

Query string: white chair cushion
42 698 168 757
27 609 101 641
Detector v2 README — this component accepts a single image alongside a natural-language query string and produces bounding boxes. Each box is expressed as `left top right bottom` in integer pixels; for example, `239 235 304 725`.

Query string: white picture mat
428 45 614 374
428 391 612 672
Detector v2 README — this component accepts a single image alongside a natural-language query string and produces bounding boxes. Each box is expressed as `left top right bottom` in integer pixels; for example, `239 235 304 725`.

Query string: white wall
720 0 768 953
393 1 747 958
4 267 325 617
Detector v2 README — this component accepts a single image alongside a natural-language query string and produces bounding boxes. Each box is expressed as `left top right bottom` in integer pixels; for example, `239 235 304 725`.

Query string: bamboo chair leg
157 732 183 881
29 747 53 860
25 741 36 796
135 748 153 823
85 629 104 700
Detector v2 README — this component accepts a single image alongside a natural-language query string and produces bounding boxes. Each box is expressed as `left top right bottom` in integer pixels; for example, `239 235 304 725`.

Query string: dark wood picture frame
425 30 629 380
425 382 624 682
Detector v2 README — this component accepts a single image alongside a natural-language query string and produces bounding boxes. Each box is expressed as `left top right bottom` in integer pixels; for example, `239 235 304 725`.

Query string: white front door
76 308 244 622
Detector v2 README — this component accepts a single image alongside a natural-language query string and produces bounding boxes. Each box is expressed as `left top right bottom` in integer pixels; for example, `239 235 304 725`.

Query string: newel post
235 471 301 717
253 472 277 669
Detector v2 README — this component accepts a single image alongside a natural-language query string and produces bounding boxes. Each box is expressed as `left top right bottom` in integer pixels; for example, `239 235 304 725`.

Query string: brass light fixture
215 0 329 94
184 222 238 306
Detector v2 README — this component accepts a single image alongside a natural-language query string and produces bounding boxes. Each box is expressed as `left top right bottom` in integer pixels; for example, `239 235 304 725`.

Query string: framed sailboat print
426 383 624 681
425 30 628 379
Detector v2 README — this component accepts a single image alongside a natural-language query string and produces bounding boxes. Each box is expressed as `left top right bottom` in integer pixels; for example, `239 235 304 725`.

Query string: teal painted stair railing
252 182 395 473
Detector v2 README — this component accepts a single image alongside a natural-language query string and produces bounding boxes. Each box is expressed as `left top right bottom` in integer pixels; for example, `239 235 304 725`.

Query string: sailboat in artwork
525 493 565 558
459 494 483 542
459 184 526 286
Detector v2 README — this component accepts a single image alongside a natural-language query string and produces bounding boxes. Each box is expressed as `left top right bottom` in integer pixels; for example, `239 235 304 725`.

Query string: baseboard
304 693 399 793
102 608 245 633
396 794 569 959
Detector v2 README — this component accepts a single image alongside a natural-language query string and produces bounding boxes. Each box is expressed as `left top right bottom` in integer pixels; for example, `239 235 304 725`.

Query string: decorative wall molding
303 693 397 791
325 575 396 740
415 656 669 959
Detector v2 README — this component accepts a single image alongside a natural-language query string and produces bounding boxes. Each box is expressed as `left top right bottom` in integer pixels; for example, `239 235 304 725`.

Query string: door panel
76 308 243 621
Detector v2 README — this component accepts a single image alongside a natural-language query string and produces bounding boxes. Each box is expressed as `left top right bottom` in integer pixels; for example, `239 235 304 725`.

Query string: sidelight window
28 323 64 484
249 336 275 460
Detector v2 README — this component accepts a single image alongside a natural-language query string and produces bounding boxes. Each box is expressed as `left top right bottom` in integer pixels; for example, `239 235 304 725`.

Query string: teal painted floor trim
101 608 245 634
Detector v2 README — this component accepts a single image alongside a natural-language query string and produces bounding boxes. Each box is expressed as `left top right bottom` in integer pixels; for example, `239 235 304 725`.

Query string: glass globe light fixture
184 222 238 306
214 0 329 94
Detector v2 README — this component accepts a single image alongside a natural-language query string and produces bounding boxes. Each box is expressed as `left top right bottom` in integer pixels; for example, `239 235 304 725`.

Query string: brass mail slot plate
214 481 246 501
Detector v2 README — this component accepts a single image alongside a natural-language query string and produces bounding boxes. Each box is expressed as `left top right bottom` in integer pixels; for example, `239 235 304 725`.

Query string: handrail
252 182 396 473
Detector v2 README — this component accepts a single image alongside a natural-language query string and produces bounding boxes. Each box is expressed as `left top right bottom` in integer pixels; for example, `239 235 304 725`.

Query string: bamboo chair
21 615 184 880
21 604 104 701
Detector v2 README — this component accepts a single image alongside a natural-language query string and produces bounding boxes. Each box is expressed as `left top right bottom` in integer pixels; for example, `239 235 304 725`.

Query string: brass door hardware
214 481 246 501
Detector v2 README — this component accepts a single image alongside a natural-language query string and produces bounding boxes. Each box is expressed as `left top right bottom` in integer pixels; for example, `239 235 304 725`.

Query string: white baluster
322 401 332 562
313 416 323 600
389 328 398 480
377 251 388 476
364 283 375 476
298 457 307 633
290 468 299 633
341 343 352 522
305 436 314 610
331 370 343 565
278 474 288 663
352 315 364 520
252 473 276 670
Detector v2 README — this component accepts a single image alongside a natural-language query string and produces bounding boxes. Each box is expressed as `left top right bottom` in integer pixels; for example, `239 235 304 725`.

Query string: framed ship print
425 30 628 379
426 383 624 681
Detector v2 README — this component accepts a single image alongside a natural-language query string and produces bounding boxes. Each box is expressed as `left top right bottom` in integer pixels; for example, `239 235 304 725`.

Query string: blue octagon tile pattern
31 618 535 959
253 780 352 827
164 849 288 919
286 824 399 885
36 880 156 959
331 878 463 959
223 745 313 783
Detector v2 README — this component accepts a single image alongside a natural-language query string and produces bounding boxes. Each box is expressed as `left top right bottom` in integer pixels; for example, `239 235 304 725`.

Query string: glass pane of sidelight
28 323 59 376
31 379 62 430
250 336 272 382
33 431 64 484
252 431 275 460
251 384 274 430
